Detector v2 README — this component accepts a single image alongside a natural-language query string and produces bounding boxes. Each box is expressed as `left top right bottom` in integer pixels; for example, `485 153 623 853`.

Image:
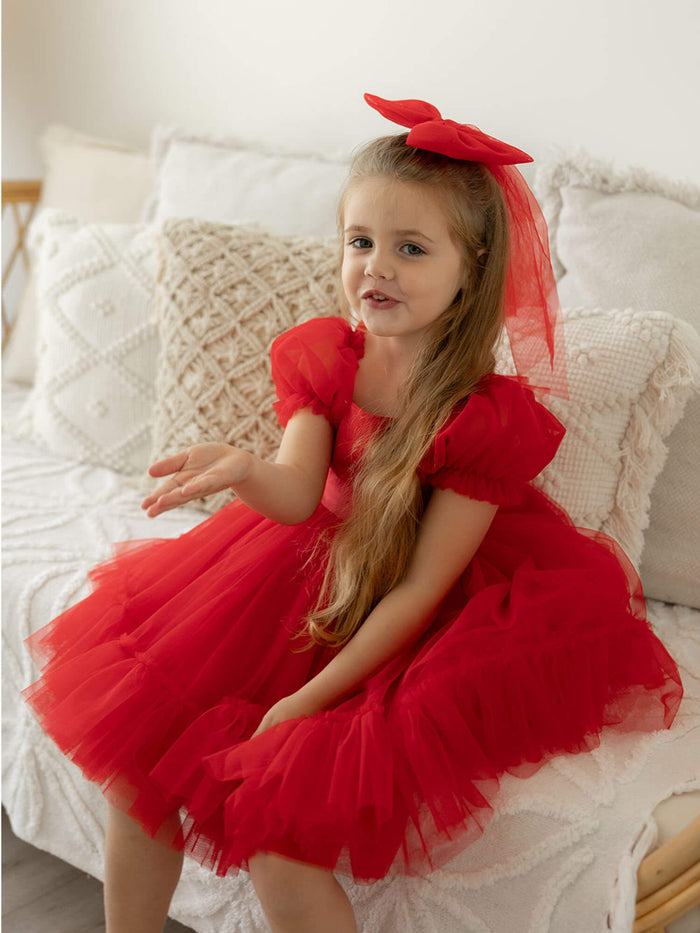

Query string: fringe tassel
610 317 700 564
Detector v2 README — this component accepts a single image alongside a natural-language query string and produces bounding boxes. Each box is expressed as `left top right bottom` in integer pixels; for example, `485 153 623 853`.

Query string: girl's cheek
340 269 358 309
341 258 357 289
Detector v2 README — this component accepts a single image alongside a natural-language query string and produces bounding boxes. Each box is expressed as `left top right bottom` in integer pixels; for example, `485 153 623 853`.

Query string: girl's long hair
301 134 509 650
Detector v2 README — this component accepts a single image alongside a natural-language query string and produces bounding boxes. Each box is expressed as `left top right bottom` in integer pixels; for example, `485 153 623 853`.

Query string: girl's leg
104 802 184 933
249 851 358 933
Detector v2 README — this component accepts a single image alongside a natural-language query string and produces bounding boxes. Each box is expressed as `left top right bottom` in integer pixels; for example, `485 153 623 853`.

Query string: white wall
3 0 700 184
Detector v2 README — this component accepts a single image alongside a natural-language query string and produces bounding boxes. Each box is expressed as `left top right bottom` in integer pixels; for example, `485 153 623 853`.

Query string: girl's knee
249 851 325 920
106 801 142 835
106 801 183 848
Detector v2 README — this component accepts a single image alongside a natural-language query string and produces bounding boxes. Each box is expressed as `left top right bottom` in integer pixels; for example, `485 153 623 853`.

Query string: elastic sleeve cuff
273 394 336 429
428 467 524 506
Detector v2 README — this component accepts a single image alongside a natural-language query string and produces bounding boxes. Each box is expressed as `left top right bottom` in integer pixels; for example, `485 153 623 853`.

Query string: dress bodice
270 315 566 516
321 402 388 518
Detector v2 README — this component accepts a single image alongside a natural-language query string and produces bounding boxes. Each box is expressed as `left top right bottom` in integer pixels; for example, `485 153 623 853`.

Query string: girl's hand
251 691 321 738
141 443 253 517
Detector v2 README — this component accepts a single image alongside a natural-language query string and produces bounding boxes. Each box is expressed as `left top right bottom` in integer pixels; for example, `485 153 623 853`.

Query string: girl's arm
142 408 334 525
234 409 334 523
253 488 498 732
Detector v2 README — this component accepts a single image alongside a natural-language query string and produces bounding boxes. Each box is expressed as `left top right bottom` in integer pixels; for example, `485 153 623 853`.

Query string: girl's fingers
141 478 187 512
147 451 190 477
150 478 182 501
143 491 184 516
142 475 215 515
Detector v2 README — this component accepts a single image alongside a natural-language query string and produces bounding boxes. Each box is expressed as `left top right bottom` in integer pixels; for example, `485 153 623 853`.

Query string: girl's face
341 177 465 344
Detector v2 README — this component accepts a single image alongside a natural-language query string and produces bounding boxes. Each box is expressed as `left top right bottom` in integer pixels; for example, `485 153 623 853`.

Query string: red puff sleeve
270 316 365 428
418 374 566 506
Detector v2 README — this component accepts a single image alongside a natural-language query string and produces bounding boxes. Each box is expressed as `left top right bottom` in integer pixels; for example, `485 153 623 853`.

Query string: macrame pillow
496 307 700 569
147 219 338 513
11 209 159 474
535 153 700 606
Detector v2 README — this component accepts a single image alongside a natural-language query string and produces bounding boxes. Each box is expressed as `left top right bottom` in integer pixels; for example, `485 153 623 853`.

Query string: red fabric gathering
271 316 364 428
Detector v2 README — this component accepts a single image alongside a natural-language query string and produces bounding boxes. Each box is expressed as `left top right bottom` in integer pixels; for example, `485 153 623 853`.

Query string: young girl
23 94 682 933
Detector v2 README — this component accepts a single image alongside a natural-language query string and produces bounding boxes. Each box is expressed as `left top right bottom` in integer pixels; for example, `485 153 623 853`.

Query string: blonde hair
300 134 509 650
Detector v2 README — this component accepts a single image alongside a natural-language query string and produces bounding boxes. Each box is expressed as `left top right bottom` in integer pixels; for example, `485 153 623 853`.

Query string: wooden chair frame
2 179 699 931
2 179 41 351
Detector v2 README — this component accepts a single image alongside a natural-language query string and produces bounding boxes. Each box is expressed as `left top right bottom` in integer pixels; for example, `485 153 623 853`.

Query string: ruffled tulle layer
22 489 682 882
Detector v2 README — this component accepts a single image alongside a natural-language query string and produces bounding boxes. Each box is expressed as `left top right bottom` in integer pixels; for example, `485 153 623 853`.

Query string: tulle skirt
22 486 682 882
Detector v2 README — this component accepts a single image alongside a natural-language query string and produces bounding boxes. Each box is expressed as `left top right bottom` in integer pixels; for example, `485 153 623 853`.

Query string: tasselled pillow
146 219 339 513
496 307 700 569
535 152 700 607
11 209 159 475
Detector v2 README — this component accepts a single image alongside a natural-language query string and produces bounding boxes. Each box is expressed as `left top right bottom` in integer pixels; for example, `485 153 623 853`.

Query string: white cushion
144 125 349 237
11 210 158 475
535 153 700 607
3 125 154 386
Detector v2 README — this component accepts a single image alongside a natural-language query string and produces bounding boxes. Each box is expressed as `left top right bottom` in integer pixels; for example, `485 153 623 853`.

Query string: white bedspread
3 380 699 933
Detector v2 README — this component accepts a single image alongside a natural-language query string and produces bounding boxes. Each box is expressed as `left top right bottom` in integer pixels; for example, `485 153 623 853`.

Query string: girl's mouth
362 290 399 310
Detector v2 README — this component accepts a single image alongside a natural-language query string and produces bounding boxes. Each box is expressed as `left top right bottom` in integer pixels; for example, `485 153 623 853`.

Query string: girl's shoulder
418 374 566 505
452 372 566 451
270 317 365 428
271 316 363 357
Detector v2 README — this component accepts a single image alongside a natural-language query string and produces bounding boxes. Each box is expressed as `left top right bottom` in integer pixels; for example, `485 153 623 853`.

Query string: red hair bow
364 92 568 400
364 93 533 166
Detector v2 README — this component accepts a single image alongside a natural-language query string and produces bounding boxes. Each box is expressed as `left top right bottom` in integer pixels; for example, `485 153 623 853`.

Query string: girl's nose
365 249 394 280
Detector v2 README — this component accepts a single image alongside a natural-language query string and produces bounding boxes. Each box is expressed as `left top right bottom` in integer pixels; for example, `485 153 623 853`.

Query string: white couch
2 124 699 933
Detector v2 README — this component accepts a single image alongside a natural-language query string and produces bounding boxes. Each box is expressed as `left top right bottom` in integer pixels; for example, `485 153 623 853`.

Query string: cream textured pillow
148 219 338 513
535 153 700 607
12 210 159 474
144 126 349 237
497 307 700 569
3 125 154 386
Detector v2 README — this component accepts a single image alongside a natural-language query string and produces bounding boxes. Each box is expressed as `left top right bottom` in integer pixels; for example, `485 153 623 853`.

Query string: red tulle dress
23 315 682 882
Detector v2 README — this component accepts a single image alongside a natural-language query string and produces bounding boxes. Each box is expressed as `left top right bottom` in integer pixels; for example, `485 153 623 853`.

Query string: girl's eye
349 237 372 249
400 243 425 256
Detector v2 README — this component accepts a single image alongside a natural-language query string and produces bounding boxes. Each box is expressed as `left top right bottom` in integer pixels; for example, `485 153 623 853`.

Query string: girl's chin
358 305 401 326
358 314 399 336
358 316 430 345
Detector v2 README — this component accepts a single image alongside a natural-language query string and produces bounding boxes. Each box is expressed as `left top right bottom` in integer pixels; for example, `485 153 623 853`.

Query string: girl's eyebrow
345 224 436 244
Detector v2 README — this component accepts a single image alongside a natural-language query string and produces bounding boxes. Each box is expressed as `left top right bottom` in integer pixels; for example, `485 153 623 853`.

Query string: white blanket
3 380 698 933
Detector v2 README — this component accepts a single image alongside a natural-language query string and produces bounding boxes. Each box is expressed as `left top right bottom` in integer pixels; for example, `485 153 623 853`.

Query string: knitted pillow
11 210 159 474
147 219 338 513
496 307 700 568
535 153 700 606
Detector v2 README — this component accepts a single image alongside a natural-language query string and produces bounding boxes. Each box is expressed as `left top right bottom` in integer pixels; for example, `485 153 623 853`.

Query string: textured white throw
3 381 699 933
